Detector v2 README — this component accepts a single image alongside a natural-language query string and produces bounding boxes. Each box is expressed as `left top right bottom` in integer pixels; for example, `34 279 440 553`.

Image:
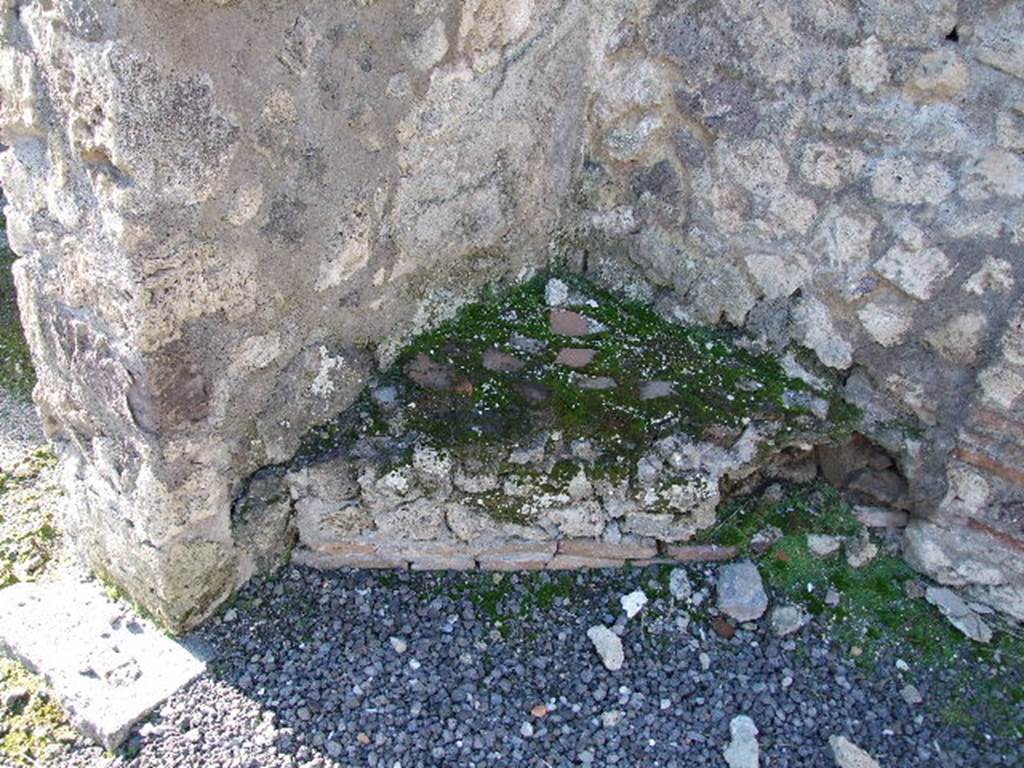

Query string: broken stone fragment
723 715 760 768
620 590 648 619
482 348 526 373
545 278 570 307
716 561 768 622
586 625 624 671
924 586 993 643
555 347 597 368
749 525 782 555
829 735 881 768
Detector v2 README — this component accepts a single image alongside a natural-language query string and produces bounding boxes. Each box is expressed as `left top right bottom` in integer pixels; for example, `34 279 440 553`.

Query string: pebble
389 637 408 655
42 564 1022 768
600 709 624 728
901 684 923 705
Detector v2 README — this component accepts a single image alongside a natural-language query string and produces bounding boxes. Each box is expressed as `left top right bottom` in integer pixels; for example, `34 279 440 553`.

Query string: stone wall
0 0 1021 628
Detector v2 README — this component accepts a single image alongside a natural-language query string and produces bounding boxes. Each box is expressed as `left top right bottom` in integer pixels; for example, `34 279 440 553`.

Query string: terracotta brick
293 547 407 570
477 541 557 558
558 538 658 560
662 544 738 562
477 556 550 571
410 556 478 571
477 541 555 571
955 446 1024 488
546 554 625 570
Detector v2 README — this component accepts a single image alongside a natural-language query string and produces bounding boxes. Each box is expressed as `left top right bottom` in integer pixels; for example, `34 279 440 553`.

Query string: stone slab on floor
0 578 208 750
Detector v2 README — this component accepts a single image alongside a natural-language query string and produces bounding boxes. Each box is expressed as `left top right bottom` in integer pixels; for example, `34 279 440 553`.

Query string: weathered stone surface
0 580 206 749
4 0 1024 625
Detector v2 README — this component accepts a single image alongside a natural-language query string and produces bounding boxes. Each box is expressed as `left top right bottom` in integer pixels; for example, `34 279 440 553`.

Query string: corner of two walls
1 0 1022 627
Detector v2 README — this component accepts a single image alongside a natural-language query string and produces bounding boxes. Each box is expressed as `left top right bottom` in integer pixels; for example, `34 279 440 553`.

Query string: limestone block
0 580 207 749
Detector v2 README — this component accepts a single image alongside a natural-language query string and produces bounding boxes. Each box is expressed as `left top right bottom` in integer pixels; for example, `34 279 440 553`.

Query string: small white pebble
895 658 909 672
408 659 421 670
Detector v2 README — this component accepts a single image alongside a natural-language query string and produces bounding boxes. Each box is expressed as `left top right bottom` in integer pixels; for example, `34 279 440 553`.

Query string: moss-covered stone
297 271 843 475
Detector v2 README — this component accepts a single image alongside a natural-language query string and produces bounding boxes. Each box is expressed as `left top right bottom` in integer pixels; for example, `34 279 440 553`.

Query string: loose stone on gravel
808 533 843 557
669 568 692 601
586 625 624 671
717 561 768 622
620 590 648 619
388 637 407 655
555 347 597 368
830 735 882 768
925 585 994 643
900 684 923 705
770 604 810 637
723 715 760 768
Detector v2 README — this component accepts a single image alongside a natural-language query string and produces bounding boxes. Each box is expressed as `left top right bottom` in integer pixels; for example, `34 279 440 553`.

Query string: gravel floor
46 564 1021 768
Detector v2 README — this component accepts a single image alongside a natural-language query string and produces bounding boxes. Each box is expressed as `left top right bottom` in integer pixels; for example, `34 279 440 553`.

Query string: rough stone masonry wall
0 0 1022 628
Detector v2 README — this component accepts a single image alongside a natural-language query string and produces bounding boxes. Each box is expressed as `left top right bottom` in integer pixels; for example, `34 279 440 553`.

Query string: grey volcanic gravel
55 565 1021 768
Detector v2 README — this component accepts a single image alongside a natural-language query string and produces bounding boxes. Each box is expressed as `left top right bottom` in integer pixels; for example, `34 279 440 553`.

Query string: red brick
558 538 658 560
546 554 625 570
662 544 738 563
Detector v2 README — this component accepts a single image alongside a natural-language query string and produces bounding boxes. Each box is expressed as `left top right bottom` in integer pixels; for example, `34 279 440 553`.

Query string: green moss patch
0 659 77 766
297 272 842 470
713 481 1024 743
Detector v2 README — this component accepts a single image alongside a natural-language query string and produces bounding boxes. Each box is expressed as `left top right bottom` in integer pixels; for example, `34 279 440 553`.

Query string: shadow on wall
0 192 36 400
